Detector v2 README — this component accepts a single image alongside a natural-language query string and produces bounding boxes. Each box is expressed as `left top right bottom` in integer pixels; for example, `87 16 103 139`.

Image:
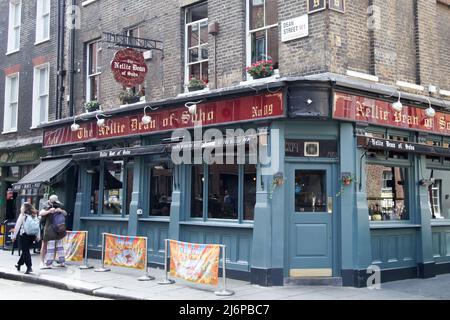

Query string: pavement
1 249 450 300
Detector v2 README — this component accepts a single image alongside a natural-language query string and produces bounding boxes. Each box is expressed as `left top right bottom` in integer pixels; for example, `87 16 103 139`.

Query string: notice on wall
281 15 309 43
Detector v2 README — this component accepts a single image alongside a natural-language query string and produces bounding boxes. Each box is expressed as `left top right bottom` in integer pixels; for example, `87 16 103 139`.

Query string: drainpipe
56 0 66 120
68 0 76 117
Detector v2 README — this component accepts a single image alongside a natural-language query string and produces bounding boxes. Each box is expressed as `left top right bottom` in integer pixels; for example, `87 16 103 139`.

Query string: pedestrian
39 195 68 269
12 202 40 274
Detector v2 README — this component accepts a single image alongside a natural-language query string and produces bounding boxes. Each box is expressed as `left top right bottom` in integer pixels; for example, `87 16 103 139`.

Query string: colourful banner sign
43 93 284 147
104 233 147 270
169 240 220 286
333 92 450 136
63 231 86 262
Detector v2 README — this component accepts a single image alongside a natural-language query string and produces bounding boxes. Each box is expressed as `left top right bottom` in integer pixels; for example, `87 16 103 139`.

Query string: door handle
327 197 333 214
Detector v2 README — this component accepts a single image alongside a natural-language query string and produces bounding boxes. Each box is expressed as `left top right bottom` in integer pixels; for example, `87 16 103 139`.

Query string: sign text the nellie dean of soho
333 92 450 136
43 93 283 147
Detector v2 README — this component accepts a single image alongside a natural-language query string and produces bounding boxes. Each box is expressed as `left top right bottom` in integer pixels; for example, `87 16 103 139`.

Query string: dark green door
288 164 333 277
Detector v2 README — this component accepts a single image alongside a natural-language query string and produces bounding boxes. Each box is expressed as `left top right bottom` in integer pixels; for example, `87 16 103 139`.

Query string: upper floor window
3 73 19 133
124 26 145 98
246 0 279 73
7 0 22 53
32 64 49 127
86 41 101 102
36 0 50 44
185 3 208 90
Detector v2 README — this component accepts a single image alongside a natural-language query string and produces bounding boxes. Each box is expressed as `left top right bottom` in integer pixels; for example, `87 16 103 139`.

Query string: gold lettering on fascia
77 126 94 140
356 102 420 126
98 121 126 136
252 104 274 118
130 118 156 132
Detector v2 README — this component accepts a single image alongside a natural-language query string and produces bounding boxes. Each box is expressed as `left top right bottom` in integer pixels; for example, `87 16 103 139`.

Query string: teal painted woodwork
431 226 450 263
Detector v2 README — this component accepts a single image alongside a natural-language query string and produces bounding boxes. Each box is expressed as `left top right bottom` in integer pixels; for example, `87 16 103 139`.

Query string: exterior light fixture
185 100 203 115
425 98 436 118
141 106 158 125
306 99 313 105
391 91 403 112
96 113 111 127
71 117 80 132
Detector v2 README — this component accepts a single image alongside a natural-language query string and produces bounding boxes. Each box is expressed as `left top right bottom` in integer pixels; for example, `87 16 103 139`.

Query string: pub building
15 75 450 287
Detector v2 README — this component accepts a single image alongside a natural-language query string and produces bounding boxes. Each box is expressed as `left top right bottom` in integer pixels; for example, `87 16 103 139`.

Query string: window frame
3 73 20 133
184 3 209 91
7 0 22 54
365 128 415 225
86 159 133 217
35 0 51 45
32 63 50 128
188 163 256 224
86 40 101 102
144 161 174 218
245 0 279 78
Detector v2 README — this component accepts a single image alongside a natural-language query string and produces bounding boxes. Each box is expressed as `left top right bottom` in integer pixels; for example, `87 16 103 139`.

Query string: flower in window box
119 88 143 104
83 100 101 113
246 60 274 79
187 77 208 91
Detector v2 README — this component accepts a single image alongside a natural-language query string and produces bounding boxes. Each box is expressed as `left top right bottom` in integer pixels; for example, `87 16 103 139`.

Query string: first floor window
185 3 208 88
86 40 101 101
32 64 49 127
190 164 256 221
247 0 279 70
3 73 19 132
426 169 450 220
366 164 409 221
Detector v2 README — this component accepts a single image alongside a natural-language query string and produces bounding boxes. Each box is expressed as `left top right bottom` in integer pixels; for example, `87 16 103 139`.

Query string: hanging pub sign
333 91 450 136
111 48 148 87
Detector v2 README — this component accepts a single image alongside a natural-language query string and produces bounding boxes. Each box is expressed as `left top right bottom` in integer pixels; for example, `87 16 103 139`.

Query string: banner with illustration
63 231 86 262
169 240 220 286
103 233 147 270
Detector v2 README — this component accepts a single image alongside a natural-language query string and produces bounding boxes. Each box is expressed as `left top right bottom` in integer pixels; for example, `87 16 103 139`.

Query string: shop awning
12 157 72 191
72 144 168 161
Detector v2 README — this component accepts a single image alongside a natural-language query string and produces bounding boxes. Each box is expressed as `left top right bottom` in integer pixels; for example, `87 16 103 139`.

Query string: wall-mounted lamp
71 117 80 132
391 91 403 112
185 100 203 115
425 98 436 118
142 106 159 125
96 113 111 127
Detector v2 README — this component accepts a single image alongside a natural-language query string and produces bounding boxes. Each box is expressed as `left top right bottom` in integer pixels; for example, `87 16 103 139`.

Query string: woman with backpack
11 202 40 274
39 195 68 269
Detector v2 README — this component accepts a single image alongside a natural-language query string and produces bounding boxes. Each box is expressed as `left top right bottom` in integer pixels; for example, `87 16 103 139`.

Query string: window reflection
103 161 124 215
150 164 173 216
366 164 409 221
191 165 204 218
295 170 327 212
426 169 450 220
244 165 256 220
208 164 239 219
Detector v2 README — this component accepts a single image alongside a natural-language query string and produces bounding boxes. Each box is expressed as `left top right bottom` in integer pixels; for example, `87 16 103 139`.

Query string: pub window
426 139 441 163
149 163 173 217
86 40 101 102
426 169 450 220
190 164 256 222
185 3 208 91
125 26 144 98
366 164 409 221
88 159 133 216
246 0 279 77
388 135 409 159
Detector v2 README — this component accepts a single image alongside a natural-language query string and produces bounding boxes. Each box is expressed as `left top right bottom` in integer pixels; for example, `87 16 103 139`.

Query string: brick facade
0 0 58 142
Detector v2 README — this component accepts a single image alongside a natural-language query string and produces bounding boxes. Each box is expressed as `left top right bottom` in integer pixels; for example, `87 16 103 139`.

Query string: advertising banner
63 231 86 262
104 233 147 270
169 240 220 286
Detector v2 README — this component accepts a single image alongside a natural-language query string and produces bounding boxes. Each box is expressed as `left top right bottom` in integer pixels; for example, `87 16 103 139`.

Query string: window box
187 85 205 92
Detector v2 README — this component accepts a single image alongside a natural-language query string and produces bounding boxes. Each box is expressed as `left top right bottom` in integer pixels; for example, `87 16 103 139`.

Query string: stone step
284 277 343 286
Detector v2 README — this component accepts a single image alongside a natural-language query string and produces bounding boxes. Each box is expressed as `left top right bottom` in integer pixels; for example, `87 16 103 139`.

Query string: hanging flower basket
336 174 357 197
269 172 285 200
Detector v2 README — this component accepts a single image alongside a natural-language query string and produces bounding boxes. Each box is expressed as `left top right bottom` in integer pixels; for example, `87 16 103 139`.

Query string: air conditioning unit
304 142 319 157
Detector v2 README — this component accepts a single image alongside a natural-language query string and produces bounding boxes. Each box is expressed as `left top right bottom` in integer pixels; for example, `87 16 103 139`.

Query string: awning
13 157 72 191
72 144 168 161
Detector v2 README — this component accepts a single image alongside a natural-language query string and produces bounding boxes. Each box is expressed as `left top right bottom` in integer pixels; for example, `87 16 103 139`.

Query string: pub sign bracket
102 32 164 56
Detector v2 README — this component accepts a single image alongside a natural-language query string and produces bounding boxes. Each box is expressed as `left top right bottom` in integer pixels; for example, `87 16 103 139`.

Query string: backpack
51 212 67 238
23 214 40 236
